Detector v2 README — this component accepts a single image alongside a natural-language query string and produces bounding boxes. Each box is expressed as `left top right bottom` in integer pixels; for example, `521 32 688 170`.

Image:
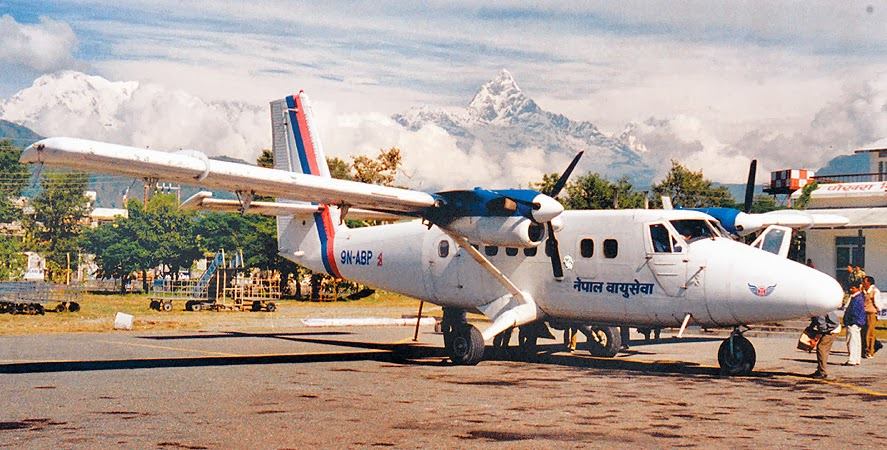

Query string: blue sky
1 1 885 183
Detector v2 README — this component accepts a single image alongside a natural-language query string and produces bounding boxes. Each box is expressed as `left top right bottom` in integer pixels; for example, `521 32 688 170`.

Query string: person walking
843 285 866 366
809 311 841 379
863 276 883 358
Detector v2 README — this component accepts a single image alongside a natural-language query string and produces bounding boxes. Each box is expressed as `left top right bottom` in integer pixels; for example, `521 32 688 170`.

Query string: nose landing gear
718 328 756 376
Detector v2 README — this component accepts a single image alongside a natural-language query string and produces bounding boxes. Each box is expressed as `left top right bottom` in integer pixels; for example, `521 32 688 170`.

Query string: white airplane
20 91 844 375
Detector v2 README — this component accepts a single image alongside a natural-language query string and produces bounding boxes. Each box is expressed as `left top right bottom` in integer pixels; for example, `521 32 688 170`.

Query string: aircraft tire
718 335 756 376
584 326 621 358
448 324 484 365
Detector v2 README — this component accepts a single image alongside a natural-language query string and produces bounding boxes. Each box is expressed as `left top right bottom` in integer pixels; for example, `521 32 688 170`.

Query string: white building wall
806 228 887 290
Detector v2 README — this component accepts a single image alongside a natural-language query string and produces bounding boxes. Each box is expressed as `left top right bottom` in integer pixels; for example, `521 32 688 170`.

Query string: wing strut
442 230 543 342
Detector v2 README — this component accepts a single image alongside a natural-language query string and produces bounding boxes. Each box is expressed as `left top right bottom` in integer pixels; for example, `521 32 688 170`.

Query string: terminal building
787 148 887 290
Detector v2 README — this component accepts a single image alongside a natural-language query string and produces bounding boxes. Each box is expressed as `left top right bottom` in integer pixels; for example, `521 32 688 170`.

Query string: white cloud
0 71 268 163
628 115 755 183
0 15 78 72
730 74 887 170
322 112 503 190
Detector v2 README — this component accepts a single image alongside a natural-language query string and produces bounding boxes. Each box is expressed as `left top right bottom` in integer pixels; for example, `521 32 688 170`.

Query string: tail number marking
341 250 374 266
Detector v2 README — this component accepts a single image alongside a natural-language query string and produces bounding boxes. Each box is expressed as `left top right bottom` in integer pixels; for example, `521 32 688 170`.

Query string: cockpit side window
670 219 716 242
649 224 673 253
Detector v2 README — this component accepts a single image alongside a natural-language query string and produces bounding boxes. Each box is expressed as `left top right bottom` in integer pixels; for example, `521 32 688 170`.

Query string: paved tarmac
1 323 885 448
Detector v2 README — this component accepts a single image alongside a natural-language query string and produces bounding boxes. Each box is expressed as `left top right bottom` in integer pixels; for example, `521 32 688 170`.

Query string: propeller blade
744 159 757 213
546 222 564 280
546 151 584 198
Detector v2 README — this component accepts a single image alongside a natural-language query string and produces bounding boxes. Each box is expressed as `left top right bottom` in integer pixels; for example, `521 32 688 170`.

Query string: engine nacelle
444 216 545 248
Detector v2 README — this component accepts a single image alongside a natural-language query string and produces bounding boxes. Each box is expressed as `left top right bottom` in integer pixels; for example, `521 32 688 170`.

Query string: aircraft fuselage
288 209 842 328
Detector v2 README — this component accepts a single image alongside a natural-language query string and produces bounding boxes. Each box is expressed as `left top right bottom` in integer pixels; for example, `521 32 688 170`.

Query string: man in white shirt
862 276 883 358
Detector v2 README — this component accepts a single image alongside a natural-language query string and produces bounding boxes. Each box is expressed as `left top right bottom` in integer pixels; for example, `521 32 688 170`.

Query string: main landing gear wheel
583 326 621 358
718 332 756 376
441 308 484 365
447 324 485 365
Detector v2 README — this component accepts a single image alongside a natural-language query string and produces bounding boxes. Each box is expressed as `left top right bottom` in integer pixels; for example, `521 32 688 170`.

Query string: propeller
743 159 757 213
541 151 584 281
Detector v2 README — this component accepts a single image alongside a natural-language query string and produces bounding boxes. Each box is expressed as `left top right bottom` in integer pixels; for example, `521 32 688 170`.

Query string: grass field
0 291 426 336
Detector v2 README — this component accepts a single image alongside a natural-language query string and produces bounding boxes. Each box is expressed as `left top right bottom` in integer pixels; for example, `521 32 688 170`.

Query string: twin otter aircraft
21 92 843 375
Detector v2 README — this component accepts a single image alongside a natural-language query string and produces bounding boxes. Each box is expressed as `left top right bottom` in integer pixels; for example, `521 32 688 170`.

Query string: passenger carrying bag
797 328 819 352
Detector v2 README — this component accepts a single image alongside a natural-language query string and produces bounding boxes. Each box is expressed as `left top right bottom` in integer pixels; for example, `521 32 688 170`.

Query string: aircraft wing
180 191 406 221
21 137 437 214
757 210 849 229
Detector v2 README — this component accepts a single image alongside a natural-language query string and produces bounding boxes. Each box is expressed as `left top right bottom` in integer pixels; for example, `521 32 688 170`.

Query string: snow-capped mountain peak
467 69 539 124
393 70 654 187
614 122 649 154
0 71 138 129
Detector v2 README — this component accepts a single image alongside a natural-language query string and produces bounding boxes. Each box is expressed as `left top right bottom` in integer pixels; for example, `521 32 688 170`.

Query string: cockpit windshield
670 219 719 242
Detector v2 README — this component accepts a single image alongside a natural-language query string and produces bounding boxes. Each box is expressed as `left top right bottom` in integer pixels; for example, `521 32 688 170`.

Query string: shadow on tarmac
141 331 354 340
0 331 810 381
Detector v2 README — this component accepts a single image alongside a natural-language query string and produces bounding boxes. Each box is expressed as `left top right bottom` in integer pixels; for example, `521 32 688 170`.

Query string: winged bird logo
748 283 777 297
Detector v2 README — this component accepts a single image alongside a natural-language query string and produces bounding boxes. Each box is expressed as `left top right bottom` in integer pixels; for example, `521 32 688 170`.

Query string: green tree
141 194 201 280
24 171 90 281
81 218 148 292
533 172 645 210
257 148 274 169
794 181 819 210
0 139 29 223
82 194 200 291
564 173 645 210
351 147 401 186
327 157 353 181
0 235 25 280
744 194 781 213
650 161 734 208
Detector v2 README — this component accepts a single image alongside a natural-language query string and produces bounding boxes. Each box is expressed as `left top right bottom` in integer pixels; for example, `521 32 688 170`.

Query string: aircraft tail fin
270 92 342 277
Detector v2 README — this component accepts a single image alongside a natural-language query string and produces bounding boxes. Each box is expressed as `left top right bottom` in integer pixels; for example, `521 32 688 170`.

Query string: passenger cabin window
603 239 618 258
505 247 518 256
670 219 717 242
580 239 594 258
485 245 499 256
523 247 538 257
649 224 672 253
438 240 449 258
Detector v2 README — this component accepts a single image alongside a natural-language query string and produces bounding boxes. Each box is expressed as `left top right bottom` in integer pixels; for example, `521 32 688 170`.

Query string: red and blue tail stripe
285 93 321 176
285 92 341 278
314 205 341 278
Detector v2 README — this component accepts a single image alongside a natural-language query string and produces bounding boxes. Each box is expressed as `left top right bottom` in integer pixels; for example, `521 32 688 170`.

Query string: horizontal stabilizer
181 191 406 221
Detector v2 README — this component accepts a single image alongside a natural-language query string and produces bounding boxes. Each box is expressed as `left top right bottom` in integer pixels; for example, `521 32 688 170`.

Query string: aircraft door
644 221 689 298
750 225 793 258
425 235 461 303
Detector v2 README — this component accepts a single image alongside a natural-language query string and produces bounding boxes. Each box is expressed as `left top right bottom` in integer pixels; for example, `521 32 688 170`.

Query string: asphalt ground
1 321 885 448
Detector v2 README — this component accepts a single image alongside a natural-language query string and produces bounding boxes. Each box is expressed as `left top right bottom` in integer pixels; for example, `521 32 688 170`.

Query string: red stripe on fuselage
294 94 321 176
319 205 341 278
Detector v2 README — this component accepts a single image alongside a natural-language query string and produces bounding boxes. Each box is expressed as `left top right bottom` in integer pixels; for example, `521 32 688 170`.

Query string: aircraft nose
805 271 844 316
